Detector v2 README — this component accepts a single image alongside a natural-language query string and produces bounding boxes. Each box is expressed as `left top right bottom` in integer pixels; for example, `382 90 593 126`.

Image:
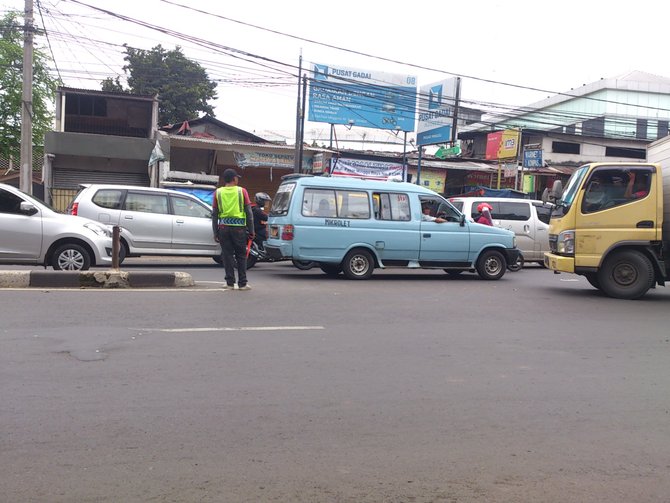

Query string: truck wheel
342 249 374 280
52 243 91 271
476 249 506 280
597 250 655 299
320 264 342 276
584 273 600 289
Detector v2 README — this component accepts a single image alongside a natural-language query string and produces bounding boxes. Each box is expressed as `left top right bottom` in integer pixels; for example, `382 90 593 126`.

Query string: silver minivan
68 184 220 262
0 183 113 270
448 197 552 267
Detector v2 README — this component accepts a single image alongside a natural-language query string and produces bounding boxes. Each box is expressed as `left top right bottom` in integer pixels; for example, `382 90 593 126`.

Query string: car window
171 195 211 218
450 200 464 212
0 188 24 214
373 192 411 221
336 190 370 219
270 182 295 216
497 202 530 221
124 192 169 214
92 189 124 210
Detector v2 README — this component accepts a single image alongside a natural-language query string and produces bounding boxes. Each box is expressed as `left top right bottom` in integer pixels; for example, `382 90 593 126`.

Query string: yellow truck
543 140 670 299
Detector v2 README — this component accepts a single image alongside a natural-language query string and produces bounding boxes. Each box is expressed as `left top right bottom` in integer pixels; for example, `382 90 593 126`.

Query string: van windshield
270 182 296 216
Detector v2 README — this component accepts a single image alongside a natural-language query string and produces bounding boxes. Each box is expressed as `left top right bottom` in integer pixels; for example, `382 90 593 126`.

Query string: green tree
0 12 59 163
104 44 217 125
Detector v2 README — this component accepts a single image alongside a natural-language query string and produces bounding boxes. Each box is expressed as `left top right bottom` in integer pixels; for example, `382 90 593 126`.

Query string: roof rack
280 173 315 181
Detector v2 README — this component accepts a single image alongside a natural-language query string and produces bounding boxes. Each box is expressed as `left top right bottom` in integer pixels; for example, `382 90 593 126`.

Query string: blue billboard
308 63 417 132
416 78 457 146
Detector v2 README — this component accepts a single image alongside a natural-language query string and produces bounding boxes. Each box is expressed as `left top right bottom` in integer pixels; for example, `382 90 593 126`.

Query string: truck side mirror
551 181 563 200
541 188 549 204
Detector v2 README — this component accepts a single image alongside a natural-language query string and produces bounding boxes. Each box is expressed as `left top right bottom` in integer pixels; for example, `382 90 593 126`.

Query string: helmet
477 202 493 213
255 192 271 206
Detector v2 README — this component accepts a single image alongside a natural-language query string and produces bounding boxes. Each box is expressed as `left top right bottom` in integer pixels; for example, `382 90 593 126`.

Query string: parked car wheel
342 249 374 280
476 249 506 280
597 250 655 299
51 243 91 271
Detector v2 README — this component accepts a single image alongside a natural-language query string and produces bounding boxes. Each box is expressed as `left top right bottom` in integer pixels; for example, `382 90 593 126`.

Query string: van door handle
636 220 654 228
423 233 431 238
124 215 133 220
176 219 185 224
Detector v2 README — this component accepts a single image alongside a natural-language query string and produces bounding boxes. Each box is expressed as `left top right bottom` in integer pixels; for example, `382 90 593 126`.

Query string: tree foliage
103 44 217 126
0 12 59 161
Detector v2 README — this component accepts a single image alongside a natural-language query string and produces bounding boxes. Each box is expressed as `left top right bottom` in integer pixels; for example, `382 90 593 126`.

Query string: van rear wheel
342 249 374 280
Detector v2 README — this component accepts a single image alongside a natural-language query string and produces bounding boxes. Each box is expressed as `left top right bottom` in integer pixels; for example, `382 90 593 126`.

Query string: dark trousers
218 226 248 286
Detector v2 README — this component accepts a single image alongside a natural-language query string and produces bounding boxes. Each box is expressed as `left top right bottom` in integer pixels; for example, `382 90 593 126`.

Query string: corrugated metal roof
169 135 335 154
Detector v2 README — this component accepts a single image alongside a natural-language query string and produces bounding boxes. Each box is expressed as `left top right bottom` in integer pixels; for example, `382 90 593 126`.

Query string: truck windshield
553 165 588 217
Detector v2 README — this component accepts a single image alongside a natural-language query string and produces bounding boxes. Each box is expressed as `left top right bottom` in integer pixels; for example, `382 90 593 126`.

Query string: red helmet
477 202 493 213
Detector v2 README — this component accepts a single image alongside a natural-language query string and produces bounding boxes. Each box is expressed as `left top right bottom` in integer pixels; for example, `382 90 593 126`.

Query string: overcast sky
3 0 668 148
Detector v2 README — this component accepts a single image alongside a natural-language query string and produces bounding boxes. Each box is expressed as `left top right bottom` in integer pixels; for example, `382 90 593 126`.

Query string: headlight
557 230 575 255
84 222 112 238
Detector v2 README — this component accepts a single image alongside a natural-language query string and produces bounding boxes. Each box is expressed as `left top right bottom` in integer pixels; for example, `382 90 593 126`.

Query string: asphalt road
2 260 670 502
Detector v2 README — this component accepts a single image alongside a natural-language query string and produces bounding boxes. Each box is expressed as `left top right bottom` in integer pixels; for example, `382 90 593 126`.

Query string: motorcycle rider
251 192 272 247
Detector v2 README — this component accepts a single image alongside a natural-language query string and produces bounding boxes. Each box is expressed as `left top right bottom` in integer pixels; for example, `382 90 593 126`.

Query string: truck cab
544 162 667 299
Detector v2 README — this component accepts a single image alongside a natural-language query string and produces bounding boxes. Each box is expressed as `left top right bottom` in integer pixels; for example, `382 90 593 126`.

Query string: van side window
92 189 124 210
302 189 370 219
470 201 497 220
535 204 551 224
373 192 410 221
302 189 337 217
498 202 530 221
124 192 169 214
171 196 210 218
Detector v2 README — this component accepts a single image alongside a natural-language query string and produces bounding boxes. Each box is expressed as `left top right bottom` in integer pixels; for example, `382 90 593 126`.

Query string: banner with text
331 158 403 179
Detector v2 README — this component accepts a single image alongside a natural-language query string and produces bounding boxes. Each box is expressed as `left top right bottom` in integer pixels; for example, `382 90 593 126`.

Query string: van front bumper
544 252 574 273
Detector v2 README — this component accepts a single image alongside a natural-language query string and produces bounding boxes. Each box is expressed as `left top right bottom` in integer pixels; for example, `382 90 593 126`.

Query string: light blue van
265 175 519 280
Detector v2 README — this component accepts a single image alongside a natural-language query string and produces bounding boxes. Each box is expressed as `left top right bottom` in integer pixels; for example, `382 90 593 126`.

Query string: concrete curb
0 270 195 289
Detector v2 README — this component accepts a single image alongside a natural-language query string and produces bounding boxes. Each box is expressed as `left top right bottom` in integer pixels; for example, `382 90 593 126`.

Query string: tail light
69 202 79 215
281 224 294 241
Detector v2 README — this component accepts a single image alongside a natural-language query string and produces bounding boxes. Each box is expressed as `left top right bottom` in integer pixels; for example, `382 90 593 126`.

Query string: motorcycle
246 239 316 270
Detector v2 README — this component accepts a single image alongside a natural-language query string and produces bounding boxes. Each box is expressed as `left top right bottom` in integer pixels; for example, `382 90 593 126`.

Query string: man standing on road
212 169 255 290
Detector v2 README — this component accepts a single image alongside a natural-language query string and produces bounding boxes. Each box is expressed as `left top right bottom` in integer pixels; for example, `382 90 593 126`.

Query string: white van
448 197 552 267
265 175 520 280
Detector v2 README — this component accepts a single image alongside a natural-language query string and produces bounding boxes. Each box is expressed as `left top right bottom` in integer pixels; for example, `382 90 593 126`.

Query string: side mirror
551 180 563 200
541 188 549 204
459 213 466 226
19 201 38 216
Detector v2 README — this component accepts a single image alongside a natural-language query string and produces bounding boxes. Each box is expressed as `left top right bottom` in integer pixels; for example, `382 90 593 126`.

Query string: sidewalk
0 269 195 289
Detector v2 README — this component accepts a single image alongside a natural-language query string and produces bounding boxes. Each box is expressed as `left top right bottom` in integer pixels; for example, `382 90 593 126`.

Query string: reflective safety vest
216 186 246 226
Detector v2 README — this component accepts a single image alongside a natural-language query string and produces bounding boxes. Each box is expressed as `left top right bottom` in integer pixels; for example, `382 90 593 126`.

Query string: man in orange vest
212 169 255 290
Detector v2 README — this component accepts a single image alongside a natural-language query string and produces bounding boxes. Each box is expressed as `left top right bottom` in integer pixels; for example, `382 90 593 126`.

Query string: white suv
68 184 220 263
0 183 113 270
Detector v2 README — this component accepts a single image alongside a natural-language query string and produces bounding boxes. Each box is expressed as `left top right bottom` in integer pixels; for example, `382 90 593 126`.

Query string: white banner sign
331 158 403 179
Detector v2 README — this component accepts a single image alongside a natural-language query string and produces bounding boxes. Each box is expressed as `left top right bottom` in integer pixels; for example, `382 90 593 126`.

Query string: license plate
270 226 279 238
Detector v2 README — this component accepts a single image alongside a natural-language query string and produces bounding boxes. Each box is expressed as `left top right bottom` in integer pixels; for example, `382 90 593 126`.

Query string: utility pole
20 0 34 194
450 77 461 144
293 53 303 173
